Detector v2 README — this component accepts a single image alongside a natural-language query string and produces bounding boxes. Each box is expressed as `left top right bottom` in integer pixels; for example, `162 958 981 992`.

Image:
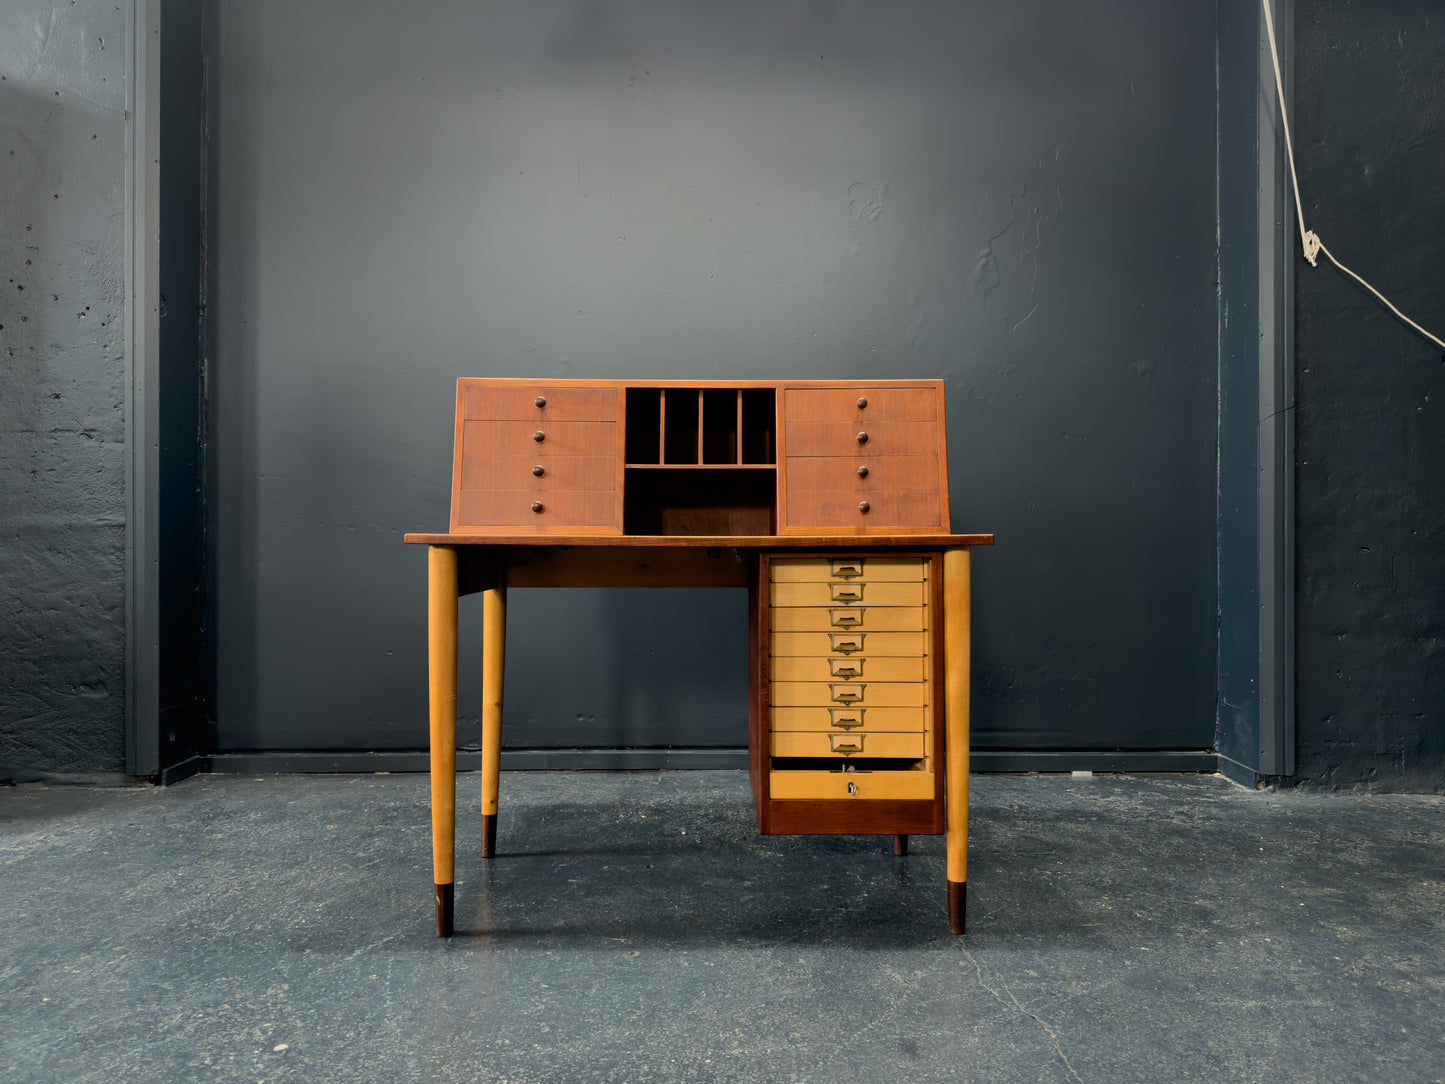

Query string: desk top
404 532 994 547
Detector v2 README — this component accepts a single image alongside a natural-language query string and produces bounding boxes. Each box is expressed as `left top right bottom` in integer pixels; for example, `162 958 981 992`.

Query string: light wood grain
769 770 933 800
770 606 927 632
769 681 928 707
768 655 924 682
427 546 458 887
770 580 925 607
768 705 928 732
768 556 927 582
944 547 971 886
768 631 929 656
771 731 925 758
480 582 507 822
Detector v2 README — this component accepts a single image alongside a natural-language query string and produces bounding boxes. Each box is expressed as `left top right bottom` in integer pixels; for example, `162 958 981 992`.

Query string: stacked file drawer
767 555 935 800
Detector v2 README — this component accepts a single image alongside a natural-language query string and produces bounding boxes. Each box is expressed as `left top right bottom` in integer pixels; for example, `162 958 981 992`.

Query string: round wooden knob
856 431 868 444
532 465 545 477
856 397 868 409
858 501 870 514
534 396 546 408
533 430 545 442
856 465 869 478
531 501 544 513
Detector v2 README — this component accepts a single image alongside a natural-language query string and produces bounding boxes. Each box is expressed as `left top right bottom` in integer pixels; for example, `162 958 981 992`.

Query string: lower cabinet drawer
770 580 925 607
771 731 925 759
769 631 927 657
769 705 928 732
768 771 934 800
769 556 926 583
769 655 924 682
769 681 927 707
770 607 926 632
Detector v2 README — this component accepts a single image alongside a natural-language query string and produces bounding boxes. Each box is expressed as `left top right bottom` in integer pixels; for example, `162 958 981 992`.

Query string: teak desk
405 379 992 936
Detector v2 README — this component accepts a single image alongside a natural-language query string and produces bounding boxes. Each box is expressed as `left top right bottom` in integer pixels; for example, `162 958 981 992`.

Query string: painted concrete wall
1293 0 1445 791
206 0 1220 757
0 3 130 780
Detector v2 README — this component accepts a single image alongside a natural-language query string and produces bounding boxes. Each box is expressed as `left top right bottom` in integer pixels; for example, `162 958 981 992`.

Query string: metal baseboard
201 748 1218 775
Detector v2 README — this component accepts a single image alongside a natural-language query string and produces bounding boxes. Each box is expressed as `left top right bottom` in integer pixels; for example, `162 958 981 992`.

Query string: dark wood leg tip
435 883 454 937
947 879 966 935
482 813 497 858
893 834 909 856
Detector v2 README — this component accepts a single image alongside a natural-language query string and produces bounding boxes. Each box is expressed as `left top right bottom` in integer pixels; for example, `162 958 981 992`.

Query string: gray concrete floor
2 771 1443 1083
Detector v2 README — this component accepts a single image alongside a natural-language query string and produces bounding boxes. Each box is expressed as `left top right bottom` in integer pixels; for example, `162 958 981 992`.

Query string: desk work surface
410 378 990 937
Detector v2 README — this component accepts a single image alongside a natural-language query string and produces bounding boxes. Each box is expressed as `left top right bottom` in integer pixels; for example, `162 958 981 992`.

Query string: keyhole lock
847 781 858 796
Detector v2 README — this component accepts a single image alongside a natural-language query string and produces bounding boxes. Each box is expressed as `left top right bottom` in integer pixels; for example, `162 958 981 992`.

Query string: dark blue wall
0 3 130 781
205 0 1220 759
1293 0 1445 791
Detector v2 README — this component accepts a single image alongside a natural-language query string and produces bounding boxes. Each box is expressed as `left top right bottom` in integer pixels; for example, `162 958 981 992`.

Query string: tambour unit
752 553 945 837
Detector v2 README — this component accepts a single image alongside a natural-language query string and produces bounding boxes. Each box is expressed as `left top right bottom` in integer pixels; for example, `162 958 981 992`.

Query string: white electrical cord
1260 0 1445 351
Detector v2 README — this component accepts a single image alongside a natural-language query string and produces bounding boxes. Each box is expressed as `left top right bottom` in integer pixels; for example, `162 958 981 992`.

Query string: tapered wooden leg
893 834 909 856
428 546 459 937
480 581 507 859
943 547 972 935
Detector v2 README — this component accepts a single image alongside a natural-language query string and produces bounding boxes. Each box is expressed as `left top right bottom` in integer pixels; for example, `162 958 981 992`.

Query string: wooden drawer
784 490 942 530
456 488 618 528
768 631 928 656
769 655 924 682
784 421 941 458
770 606 926 633
462 420 617 458
784 387 937 423
460 454 616 492
769 557 926 583
770 705 928 732
769 770 934 800
783 455 940 494
771 731 926 759
770 579 924 608
770 681 927 708
462 384 618 422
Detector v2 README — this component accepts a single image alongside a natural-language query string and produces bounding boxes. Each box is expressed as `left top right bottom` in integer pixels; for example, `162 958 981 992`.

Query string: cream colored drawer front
769 557 926 583
770 607 925 633
769 631 927 657
769 706 927 732
768 771 934 800
770 581 925 608
769 656 924 682
770 681 927 708
771 732 925 759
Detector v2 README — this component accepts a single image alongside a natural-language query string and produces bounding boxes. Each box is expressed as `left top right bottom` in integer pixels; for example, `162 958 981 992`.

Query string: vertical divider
736 389 744 464
697 388 705 464
659 388 668 464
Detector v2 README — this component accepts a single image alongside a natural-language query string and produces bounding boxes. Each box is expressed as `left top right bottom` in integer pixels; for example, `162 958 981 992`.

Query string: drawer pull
828 633 866 654
830 582 865 603
856 396 868 409
829 708 865 730
830 734 865 756
856 431 868 444
829 683 866 704
856 465 869 478
533 430 546 443
858 501 870 514
828 658 864 679
530 501 544 514
829 608 865 628
532 464 545 477
534 396 546 408
829 559 864 579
